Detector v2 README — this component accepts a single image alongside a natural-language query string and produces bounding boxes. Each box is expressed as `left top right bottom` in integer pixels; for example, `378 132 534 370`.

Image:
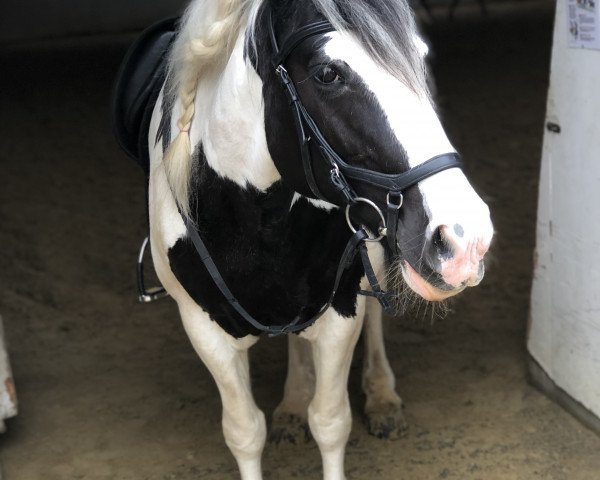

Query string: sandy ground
1 1 599 479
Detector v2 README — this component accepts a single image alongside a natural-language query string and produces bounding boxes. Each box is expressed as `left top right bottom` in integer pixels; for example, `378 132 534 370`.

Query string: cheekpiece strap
275 65 327 200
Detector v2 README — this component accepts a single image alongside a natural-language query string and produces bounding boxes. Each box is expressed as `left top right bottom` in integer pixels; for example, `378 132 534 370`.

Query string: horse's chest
167 202 364 338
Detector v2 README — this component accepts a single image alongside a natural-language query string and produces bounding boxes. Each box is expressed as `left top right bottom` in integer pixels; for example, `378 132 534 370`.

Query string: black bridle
268 17 462 255
148 17 463 336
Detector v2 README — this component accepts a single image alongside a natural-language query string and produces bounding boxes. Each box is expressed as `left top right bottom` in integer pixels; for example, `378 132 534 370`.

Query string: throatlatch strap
182 213 368 336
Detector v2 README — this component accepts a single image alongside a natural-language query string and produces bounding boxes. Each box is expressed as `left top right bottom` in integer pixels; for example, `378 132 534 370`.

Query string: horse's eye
315 66 342 84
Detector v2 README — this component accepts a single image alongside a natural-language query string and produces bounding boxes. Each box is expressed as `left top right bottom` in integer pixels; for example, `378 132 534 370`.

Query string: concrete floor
1 1 599 479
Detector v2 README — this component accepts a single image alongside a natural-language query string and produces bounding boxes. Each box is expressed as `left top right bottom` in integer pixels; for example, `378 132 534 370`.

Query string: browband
270 19 335 67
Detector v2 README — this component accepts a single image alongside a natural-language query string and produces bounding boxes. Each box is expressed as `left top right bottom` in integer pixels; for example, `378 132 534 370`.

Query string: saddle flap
111 17 178 173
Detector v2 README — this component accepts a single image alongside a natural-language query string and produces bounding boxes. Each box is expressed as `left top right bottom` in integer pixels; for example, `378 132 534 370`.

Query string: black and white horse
147 0 493 478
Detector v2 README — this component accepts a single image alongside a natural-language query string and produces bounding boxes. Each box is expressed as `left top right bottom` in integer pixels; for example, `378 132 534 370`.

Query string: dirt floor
1 1 599 479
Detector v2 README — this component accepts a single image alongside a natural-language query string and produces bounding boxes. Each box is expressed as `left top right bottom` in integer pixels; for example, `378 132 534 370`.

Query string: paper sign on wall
568 0 600 49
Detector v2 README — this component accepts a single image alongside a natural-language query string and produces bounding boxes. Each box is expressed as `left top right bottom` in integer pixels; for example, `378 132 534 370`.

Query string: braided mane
162 0 258 216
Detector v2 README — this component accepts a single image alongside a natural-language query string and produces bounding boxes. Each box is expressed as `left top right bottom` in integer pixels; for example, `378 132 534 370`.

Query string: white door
529 0 600 428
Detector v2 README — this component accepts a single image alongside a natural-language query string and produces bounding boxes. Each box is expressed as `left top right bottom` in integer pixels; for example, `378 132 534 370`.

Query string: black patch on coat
167 147 364 338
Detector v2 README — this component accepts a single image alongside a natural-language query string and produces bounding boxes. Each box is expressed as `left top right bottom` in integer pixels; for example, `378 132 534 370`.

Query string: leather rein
172 18 462 336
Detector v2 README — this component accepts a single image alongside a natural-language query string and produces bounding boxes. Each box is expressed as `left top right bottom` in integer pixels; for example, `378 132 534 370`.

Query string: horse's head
254 0 493 301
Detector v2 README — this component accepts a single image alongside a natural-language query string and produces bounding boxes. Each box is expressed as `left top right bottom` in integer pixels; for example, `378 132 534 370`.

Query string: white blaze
324 32 494 291
324 32 453 167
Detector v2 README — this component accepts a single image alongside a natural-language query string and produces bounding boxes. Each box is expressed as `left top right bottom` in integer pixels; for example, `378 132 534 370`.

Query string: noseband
174 17 463 337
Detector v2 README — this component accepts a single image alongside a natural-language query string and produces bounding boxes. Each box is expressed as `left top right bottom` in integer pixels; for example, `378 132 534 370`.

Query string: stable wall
0 0 187 44
528 0 600 428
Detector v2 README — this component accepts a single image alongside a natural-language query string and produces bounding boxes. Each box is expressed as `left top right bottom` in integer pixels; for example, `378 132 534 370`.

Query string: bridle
268 16 462 255
148 16 463 336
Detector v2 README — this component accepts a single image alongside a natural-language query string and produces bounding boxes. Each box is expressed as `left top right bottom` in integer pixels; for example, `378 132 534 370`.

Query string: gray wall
0 0 188 44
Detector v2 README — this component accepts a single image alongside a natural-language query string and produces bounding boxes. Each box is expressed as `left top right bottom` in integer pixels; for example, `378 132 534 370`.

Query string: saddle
111 17 178 174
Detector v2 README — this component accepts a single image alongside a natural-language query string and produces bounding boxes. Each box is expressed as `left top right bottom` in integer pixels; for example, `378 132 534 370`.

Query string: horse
144 0 493 478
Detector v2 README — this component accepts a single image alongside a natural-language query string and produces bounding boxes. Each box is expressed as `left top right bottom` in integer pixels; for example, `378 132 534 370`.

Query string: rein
182 213 369 336
147 17 463 336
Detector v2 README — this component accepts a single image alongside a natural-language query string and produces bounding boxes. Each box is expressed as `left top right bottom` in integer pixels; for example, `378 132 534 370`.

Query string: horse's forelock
311 0 428 94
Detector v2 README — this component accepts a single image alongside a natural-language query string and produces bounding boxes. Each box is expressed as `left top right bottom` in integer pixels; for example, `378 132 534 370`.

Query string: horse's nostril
431 226 454 261
453 223 464 238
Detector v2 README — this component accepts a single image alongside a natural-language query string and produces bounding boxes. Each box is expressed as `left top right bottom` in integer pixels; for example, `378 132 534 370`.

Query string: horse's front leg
270 334 314 444
178 300 266 480
362 296 407 439
303 305 365 480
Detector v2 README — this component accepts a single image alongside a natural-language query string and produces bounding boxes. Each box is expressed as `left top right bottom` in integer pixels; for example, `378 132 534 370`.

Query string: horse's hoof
365 402 408 440
269 412 311 445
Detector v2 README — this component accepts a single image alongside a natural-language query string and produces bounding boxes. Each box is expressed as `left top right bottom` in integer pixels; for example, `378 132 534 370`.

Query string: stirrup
137 236 169 303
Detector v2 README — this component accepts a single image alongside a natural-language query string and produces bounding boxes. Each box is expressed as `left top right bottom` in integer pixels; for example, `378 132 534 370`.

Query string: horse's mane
164 0 426 216
162 0 257 216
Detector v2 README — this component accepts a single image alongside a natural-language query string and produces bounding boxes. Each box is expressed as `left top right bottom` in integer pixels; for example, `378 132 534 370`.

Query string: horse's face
258 11 493 302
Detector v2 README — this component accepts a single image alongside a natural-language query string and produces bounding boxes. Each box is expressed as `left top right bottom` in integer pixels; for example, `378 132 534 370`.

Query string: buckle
386 191 404 209
330 164 356 204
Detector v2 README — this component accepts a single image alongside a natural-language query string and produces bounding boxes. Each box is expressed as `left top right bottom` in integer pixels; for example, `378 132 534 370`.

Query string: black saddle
112 17 178 174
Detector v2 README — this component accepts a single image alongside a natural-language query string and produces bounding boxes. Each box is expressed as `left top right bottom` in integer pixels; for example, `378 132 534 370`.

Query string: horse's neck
195 36 280 193
190 154 298 256
186 36 341 250
189 155 353 294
